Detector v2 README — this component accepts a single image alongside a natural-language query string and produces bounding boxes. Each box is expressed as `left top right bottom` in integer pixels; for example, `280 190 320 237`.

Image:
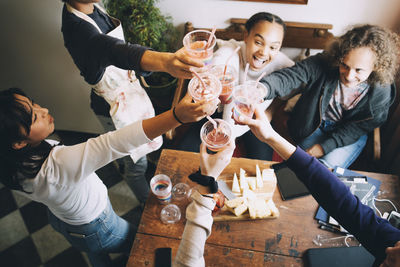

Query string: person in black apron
61 0 206 205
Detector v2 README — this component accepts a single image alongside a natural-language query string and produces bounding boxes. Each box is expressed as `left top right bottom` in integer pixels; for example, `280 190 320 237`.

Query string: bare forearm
140 50 169 72
266 132 296 161
142 110 180 140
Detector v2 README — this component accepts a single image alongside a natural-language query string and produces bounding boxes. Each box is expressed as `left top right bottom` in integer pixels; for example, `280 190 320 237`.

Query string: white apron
66 3 162 162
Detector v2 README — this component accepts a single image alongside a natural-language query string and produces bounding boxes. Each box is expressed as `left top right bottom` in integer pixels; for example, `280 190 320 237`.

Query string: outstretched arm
142 92 219 140
174 142 235 267
140 48 206 79
238 106 400 265
236 106 295 160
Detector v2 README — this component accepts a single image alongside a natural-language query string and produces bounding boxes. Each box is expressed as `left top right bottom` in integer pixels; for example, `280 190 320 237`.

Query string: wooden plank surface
128 233 303 267
136 149 400 260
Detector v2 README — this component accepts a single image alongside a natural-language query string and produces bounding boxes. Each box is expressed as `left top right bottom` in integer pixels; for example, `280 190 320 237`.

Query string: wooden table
127 149 400 267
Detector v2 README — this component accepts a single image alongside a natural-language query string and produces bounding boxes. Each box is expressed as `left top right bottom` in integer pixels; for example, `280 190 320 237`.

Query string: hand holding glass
232 81 268 123
200 119 232 152
183 30 216 67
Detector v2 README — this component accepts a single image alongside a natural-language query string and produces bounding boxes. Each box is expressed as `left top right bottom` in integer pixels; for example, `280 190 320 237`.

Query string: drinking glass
232 81 268 122
160 204 181 224
183 30 216 67
187 73 222 103
200 119 232 152
150 174 172 204
172 183 192 201
210 64 238 104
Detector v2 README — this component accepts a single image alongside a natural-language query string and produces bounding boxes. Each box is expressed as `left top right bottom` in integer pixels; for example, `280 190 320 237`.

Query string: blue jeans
48 199 135 267
298 120 367 169
123 156 149 203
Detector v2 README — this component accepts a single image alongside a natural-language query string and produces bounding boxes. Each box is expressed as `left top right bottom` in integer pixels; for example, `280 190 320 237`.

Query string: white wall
1 0 399 134
158 0 400 36
0 0 104 133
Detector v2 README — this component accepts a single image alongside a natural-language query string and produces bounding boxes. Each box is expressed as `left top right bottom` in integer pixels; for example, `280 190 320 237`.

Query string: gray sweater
261 53 395 154
174 191 215 267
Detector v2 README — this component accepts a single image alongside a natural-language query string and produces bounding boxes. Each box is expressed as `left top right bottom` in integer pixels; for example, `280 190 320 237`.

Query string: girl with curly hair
259 24 400 168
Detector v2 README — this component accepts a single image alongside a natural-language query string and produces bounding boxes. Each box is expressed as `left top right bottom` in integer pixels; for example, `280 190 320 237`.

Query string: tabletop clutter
150 174 192 224
150 162 279 224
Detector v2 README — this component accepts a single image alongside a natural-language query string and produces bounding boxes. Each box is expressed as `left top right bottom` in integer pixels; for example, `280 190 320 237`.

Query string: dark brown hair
245 12 286 33
0 88 53 192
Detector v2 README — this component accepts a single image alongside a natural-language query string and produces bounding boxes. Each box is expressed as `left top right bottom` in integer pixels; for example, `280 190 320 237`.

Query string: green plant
104 0 180 114
104 0 180 53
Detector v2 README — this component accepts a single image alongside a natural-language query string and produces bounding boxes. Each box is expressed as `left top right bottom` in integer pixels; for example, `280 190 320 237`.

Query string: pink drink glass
210 64 238 104
200 119 232 152
188 73 222 103
183 30 216 67
232 81 268 122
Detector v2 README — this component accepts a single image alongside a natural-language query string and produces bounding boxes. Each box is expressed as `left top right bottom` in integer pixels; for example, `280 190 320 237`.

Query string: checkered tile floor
0 131 155 267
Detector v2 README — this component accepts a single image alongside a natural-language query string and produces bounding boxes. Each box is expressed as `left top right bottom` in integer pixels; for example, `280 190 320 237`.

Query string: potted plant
104 0 180 114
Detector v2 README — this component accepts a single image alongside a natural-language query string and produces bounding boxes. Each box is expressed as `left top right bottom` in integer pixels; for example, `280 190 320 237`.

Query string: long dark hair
245 12 286 33
0 88 53 192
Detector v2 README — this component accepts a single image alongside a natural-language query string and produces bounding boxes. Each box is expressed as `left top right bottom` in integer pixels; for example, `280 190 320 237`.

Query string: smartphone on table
155 247 172 267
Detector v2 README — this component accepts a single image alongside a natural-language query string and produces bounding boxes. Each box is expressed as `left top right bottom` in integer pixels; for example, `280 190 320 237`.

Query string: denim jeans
96 114 149 204
47 199 135 267
298 120 367 169
123 156 149 203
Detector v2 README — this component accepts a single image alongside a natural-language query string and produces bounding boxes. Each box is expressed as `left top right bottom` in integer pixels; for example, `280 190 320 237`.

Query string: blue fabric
48 199 135 267
298 120 367 169
123 156 149 203
286 147 400 265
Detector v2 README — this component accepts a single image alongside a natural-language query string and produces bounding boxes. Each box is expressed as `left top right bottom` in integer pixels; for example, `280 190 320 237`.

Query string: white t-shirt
20 121 151 225
213 39 294 138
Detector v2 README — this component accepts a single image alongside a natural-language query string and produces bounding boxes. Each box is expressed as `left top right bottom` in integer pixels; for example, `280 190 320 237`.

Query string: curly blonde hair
326 24 400 85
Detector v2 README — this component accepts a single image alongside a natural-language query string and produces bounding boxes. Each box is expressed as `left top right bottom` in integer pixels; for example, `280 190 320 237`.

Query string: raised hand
236 105 275 143
164 48 206 79
174 92 219 123
305 144 324 158
200 141 235 178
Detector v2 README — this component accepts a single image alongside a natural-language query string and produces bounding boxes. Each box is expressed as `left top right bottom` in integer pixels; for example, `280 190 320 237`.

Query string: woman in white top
218 12 294 161
178 12 293 160
0 87 217 267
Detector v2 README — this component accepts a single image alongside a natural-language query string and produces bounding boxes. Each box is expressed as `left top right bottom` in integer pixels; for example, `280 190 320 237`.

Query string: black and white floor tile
0 131 155 267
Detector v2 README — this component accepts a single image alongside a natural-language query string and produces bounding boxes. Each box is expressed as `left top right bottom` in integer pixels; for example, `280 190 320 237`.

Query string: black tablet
304 246 375 267
272 162 310 200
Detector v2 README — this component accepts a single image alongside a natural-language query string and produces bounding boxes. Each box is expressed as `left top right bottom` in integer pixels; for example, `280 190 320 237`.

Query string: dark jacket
61 5 151 116
262 53 395 154
287 147 400 265
61 4 149 85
